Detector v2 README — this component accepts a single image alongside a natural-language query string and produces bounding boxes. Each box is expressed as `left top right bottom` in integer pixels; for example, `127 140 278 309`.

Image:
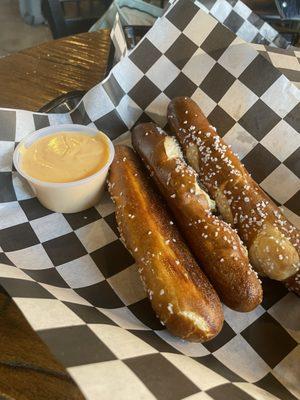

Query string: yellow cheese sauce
20 131 110 183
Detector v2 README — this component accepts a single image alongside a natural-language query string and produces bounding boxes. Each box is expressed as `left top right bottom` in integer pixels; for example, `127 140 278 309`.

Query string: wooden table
0 30 111 400
0 30 110 111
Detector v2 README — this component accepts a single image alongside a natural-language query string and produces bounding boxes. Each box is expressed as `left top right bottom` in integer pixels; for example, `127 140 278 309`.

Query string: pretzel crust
108 145 224 341
132 123 262 311
167 97 299 288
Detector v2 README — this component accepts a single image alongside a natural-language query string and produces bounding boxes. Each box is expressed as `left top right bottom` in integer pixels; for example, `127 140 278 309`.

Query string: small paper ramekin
13 124 115 213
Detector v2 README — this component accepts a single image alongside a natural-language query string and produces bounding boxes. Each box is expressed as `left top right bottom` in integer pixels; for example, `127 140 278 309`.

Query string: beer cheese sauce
20 131 110 183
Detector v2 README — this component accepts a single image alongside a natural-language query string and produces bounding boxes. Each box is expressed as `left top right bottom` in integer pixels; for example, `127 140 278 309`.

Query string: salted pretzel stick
108 145 223 341
168 97 299 292
133 123 262 311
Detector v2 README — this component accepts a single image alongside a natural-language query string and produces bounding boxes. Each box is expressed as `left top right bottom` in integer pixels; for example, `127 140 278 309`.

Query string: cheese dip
20 131 110 183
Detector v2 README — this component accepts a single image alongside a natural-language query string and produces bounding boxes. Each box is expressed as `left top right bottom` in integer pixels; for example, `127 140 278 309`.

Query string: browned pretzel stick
168 97 299 294
108 145 223 341
132 123 262 311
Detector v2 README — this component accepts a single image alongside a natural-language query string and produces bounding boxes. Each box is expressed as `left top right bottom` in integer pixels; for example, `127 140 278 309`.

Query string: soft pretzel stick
108 145 223 342
132 123 262 311
168 97 300 289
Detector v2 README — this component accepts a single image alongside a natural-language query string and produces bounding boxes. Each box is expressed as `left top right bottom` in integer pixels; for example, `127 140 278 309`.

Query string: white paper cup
13 124 115 213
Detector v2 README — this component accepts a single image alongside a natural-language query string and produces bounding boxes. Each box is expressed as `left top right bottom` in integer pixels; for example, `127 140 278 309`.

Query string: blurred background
0 0 299 59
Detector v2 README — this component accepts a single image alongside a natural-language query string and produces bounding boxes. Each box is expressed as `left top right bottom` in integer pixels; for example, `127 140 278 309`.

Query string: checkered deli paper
110 0 300 88
0 0 299 399
193 0 290 48
253 45 300 90
110 0 292 63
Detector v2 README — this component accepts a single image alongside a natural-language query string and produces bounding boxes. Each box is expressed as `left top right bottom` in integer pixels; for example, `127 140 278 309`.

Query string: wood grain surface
0 30 110 111
0 30 111 400
0 291 85 400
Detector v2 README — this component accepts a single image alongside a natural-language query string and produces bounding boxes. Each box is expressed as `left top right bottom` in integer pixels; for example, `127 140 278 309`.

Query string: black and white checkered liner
0 1 299 399
171 0 291 48
110 12 128 62
112 0 290 66
253 44 300 89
